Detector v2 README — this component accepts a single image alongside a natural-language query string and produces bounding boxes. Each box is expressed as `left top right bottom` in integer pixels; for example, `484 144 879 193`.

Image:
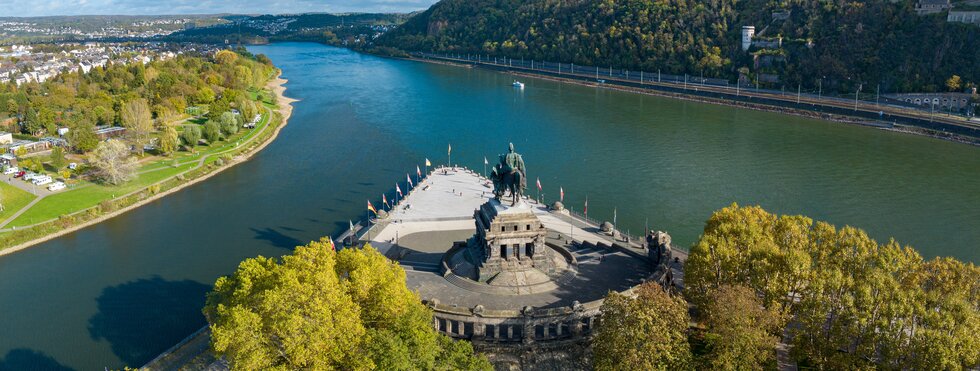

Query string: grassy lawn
0 182 37 221
8 162 196 227
2 90 276 229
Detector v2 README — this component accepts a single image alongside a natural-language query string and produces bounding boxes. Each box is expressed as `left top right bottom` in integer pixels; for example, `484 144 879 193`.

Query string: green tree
219 111 239 136
593 282 692 370
88 139 137 185
699 285 783 370
203 240 491 371
180 125 201 148
67 122 99 153
203 120 222 143
159 125 179 156
122 98 153 155
48 146 66 169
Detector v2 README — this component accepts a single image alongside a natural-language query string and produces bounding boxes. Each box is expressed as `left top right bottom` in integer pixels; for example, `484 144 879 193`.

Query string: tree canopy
377 0 980 93
685 203 980 369
203 239 492 371
593 282 692 370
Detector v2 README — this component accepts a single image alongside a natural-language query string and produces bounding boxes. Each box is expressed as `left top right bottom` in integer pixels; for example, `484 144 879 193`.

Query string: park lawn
0 182 37 221
8 162 196 227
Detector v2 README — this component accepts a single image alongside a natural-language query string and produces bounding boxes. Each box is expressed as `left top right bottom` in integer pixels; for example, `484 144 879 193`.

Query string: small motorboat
512 80 525 89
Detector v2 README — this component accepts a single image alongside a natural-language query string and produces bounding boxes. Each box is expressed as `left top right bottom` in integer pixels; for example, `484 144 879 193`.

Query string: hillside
376 0 980 94
162 13 411 46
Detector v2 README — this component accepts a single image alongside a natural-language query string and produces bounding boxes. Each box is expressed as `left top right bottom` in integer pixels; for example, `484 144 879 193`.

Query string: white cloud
0 0 437 17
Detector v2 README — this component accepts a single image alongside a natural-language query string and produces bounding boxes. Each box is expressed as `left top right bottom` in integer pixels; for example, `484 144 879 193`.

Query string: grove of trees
593 204 978 369
378 0 980 93
203 239 492 370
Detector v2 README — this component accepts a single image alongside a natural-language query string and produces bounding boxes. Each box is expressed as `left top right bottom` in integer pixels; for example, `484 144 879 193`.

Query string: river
0 42 977 370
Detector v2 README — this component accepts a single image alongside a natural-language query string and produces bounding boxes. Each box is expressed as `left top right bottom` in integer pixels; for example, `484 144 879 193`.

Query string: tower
741 26 755 51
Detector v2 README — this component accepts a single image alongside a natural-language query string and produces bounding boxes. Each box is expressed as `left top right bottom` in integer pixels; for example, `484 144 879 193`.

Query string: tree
49 146 66 169
67 122 99 153
180 125 201 148
22 107 43 135
214 50 239 65
203 240 491 371
684 203 811 316
593 282 692 370
122 98 153 155
88 139 137 185
203 120 222 143
219 111 239 136
699 285 783 370
947 75 963 92
159 125 179 156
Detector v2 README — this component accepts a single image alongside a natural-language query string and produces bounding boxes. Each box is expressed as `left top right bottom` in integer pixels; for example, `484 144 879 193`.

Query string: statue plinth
472 199 554 281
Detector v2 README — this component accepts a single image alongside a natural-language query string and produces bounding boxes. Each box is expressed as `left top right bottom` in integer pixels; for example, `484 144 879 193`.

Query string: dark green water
0 43 977 370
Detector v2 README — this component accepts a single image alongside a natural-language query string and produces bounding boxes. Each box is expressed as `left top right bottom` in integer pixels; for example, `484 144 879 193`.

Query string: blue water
0 42 977 370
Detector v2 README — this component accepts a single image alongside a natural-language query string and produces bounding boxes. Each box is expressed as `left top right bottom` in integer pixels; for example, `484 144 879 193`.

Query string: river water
0 42 977 370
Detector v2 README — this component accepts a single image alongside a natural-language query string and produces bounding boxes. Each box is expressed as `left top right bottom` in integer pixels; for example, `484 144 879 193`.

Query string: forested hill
375 0 980 94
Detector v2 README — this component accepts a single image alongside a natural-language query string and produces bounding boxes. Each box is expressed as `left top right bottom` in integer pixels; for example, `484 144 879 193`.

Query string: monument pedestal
472 199 555 282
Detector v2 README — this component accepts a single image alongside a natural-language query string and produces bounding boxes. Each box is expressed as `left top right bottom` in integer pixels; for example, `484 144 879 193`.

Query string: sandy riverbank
0 73 298 259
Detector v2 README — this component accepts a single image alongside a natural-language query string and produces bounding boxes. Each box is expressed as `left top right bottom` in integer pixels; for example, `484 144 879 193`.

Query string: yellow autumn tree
203 238 491 370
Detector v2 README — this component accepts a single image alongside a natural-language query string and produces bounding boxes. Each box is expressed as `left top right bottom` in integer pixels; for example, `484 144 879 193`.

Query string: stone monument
472 198 555 282
489 143 527 206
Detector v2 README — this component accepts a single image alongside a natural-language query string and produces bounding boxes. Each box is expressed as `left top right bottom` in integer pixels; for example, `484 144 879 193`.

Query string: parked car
33 176 53 186
3 167 18 175
13 171 25 178
47 182 66 191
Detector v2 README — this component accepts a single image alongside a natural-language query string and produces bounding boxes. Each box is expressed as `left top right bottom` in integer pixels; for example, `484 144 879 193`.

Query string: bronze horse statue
490 143 527 206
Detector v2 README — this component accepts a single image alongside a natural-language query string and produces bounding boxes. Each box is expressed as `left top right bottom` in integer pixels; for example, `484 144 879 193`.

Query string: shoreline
0 73 298 259
407 56 980 147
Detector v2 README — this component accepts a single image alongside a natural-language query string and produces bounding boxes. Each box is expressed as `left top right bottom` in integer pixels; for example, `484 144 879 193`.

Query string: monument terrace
345 144 686 360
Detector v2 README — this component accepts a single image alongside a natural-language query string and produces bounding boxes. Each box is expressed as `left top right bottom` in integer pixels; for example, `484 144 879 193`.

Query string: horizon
0 0 437 18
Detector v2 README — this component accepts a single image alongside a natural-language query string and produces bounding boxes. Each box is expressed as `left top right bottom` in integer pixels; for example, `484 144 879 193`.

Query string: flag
349 220 355 232
613 207 617 226
416 165 422 177
425 158 431 167
536 177 542 191
448 143 452 155
560 187 564 202
584 197 589 215
367 200 377 215
484 156 489 165
382 193 388 206
407 174 413 187
396 183 402 196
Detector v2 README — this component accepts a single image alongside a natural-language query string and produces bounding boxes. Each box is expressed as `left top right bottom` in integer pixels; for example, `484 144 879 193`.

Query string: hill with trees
375 0 980 94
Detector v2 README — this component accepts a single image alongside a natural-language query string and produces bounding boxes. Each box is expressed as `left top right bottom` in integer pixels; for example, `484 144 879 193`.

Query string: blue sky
1 0 439 17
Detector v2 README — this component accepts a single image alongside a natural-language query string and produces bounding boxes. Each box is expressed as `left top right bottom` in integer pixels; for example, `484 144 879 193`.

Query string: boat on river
512 80 525 89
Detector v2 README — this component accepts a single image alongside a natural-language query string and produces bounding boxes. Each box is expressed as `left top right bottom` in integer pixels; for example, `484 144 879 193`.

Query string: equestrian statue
489 143 527 206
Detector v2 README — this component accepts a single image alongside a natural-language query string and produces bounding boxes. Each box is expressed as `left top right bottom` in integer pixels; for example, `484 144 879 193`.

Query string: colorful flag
536 177 542 191
560 187 564 202
425 158 431 167
396 183 402 196
407 174 413 187
382 193 388 207
613 207 617 226
584 197 589 215
367 200 377 215
416 165 422 177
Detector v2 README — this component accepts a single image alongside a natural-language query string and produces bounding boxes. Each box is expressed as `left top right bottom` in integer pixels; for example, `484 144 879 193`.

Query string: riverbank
408 55 980 147
0 73 298 259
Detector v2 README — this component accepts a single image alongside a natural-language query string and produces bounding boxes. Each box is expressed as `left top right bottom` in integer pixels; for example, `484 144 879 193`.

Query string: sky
0 0 439 17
